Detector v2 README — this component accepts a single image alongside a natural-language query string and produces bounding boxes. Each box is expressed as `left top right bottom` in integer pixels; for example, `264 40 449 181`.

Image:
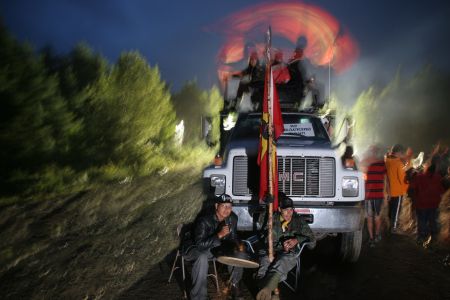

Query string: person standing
385 144 409 233
287 47 308 106
184 194 243 300
231 51 264 111
364 147 387 247
410 156 446 247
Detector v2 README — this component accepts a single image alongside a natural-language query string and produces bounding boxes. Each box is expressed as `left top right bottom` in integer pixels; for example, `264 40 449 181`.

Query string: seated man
183 194 243 300
256 193 316 300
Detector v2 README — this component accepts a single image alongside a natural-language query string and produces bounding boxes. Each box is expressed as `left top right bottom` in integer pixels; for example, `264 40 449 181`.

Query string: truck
203 107 365 262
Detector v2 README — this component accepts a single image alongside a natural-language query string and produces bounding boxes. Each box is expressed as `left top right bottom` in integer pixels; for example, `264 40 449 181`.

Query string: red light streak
208 1 359 83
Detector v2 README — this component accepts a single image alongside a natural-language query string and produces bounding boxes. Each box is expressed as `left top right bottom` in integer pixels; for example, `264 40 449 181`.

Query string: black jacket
187 211 239 252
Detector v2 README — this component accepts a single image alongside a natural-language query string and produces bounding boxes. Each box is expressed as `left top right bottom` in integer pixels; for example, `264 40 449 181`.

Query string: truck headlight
342 177 358 197
210 175 225 195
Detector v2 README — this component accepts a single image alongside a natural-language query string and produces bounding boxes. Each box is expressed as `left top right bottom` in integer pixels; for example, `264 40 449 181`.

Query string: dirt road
119 231 450 300
1 171 448 300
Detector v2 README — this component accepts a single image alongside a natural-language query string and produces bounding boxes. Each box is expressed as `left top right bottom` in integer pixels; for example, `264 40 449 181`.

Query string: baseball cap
216 194 232 204
279 192 294 209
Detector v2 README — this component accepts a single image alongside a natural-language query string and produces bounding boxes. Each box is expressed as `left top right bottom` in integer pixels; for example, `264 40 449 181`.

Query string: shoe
231 283 244 300
271 294 280 300
256 288 272 300
369 239 376 248
390 227 399 234
375 234 382 243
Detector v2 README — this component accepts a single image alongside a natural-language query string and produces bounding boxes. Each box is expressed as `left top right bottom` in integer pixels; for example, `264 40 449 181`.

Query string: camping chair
168 224 220 298
243 234 315 293
281 241 315 292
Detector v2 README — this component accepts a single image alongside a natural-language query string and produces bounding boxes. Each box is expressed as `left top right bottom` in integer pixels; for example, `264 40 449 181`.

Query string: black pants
389 196 403 228
416 208 439 240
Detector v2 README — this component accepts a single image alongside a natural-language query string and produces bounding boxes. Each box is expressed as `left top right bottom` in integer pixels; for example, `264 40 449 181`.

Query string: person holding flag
256 27 315 300
256 193 315 300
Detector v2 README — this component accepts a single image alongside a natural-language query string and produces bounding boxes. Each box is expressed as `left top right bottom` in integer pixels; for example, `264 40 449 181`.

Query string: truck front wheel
339 230 362 263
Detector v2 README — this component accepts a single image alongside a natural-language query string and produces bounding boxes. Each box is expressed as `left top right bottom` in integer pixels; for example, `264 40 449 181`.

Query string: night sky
1 0 450 96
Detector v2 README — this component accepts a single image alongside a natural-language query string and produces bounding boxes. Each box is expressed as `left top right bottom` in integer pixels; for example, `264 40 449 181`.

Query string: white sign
283 123 315 137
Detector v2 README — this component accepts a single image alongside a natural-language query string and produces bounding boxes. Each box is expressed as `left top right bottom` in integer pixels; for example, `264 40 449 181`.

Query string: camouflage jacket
262 211 315 252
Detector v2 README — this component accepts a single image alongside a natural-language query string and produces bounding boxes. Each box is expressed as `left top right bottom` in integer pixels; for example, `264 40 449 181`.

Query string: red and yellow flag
257 64 284 210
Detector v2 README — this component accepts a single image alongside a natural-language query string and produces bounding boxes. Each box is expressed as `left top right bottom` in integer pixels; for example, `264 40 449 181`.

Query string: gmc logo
279 172 304 182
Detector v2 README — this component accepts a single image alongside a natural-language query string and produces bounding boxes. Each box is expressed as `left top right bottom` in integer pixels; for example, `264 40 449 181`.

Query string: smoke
331 10 450 156
347 66 450 155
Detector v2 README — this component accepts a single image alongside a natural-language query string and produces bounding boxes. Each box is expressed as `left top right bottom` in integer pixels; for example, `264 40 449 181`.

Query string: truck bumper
233 203 364 233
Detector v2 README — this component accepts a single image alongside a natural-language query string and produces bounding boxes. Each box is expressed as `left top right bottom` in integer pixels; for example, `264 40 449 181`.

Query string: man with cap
256 192 315 300
183 194 243 300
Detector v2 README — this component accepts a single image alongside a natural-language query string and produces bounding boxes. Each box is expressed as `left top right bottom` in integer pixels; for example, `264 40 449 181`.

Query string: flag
257 63 284 211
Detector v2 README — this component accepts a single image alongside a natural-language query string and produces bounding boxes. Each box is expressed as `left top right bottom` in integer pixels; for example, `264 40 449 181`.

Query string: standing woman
410 156 446 246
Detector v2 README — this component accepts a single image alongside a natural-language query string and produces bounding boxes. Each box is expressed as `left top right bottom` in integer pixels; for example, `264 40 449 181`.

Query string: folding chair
281 241 315 292
168 224 220 298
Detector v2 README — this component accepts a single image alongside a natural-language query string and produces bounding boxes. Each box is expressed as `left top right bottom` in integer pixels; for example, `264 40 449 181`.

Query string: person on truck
271 50 290 84
287 47 308 106
230 51 264 111
256 193 315 300
183 194 244 300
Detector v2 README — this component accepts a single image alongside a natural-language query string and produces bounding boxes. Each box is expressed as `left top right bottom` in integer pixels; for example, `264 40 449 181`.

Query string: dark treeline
0 25 222 198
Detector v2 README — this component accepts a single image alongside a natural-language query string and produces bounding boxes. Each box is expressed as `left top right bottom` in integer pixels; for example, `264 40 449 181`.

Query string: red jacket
410 172 445 209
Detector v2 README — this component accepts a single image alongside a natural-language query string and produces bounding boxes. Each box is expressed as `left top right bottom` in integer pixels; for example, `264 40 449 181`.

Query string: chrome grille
278 157 335 197
232 155 335 197
233 156 250 195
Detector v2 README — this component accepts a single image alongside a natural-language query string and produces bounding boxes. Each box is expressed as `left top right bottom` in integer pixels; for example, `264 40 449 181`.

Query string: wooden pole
266 27 274 263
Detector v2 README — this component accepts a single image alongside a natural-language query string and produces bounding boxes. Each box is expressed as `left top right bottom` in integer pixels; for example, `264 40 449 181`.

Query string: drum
211 240 259 269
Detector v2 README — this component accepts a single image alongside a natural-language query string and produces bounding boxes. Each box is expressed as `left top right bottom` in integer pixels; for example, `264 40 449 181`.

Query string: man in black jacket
184 194 243 300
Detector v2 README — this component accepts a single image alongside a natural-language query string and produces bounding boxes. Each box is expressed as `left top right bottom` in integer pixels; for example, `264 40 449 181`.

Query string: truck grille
232 156 335 197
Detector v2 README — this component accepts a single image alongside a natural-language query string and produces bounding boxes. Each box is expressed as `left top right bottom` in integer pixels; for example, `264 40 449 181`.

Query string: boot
256 273 281 300
230 283 244 300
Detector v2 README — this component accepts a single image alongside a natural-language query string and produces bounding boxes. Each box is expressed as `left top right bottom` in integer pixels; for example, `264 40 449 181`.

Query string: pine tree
0 25 80 193
89 51 176 172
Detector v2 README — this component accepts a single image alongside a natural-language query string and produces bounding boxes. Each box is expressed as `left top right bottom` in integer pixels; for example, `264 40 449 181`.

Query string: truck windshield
232 113 329 141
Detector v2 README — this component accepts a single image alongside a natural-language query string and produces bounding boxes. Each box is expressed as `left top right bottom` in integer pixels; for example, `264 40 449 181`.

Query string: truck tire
339 230 362 263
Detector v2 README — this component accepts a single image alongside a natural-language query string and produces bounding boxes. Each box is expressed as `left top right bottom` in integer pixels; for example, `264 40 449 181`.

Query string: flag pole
266 27 275 263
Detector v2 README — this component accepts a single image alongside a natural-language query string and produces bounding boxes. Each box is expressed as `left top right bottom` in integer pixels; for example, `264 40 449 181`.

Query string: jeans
257 250 298 282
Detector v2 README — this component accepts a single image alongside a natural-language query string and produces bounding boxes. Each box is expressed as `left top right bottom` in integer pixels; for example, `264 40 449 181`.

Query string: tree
0 25 80 193
89 51 176 172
